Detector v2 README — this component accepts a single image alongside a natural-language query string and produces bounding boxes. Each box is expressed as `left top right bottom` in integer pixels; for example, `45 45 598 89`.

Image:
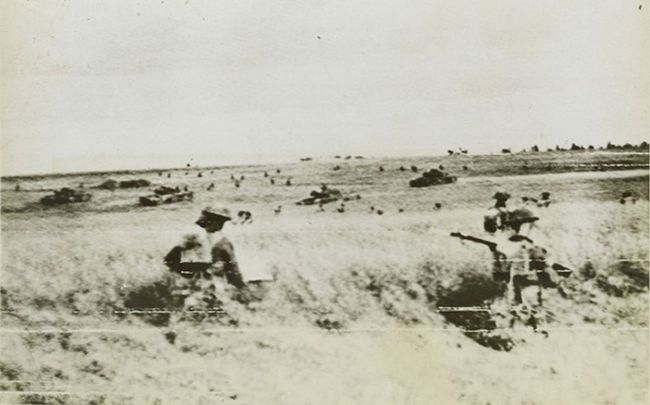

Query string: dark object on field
276 169 281 174
333 165 341 171
409 168 457 188
78 182 84 188
336 203 345 213
139 191 193 206
447 150 454 156
344 155 351 160
354 156 364 159
334 155 341 159
398 208 404 213
167 173 171 178
234 180 240 188
376 209 384 215
460 149 468 154
154 186 181 195
286 178 292 186
501 148 511 154
296 184 343 206
274 205 282 215
492 191 510 208
183 186 189 192
379 166 384 172
411 165 418 173
237 210 253 224
207 183 215 191
240 175 245 181
40 188 92 206
462 165 468 171
270 178 275 185
95 179 119 190
399 166 406 171
230 175 235 181
264 171 269 178
369 206 375 213
434 203 442 210
438 164 444 170
158 171 163 176
14 183 20 191
198 172 203 178
300 157 312 161
537 192 552 208
114 179 151 189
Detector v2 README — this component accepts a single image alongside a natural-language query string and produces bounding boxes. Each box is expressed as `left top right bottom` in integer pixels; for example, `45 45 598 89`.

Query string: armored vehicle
40 188 92 206
139 191 193 206
409 169 457 187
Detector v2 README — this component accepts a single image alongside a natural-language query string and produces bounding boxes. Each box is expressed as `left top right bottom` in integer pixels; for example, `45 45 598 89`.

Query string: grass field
1 151 649 404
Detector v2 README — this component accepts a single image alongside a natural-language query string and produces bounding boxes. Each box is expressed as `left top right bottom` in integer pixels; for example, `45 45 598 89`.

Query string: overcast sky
1 0 648 175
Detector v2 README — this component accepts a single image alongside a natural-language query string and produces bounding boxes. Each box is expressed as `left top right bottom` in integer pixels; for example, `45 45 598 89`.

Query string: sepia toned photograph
1 1 648 404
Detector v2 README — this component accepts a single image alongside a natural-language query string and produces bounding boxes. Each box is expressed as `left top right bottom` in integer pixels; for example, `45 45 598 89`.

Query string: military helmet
505 208 539 225
200 206 232 221
492 191 511 201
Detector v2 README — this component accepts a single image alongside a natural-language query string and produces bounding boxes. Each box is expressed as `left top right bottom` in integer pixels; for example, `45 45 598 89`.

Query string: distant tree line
519 141 649 153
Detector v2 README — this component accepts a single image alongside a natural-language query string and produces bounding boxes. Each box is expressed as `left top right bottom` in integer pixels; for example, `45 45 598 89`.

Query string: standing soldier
164 206 247 321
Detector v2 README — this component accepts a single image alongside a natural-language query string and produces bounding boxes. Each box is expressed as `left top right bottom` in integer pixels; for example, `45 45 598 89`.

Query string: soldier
164 206 247 321
452 229 570 307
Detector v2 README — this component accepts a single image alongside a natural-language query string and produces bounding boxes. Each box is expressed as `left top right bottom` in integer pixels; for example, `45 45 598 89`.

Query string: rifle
450 232 498 252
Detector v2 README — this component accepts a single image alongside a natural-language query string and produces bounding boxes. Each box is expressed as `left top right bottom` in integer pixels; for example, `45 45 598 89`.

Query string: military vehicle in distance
296 185 343 206
139 186 193 206
40 188 92 206
409 168 457 188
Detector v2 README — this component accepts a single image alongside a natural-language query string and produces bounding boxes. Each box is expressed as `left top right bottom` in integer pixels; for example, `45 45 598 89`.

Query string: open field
1 151 649 404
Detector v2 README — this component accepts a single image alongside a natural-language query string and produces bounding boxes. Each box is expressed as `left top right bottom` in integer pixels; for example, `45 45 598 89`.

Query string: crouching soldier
164 206 247 318
491 232 571 306
452 230 571 307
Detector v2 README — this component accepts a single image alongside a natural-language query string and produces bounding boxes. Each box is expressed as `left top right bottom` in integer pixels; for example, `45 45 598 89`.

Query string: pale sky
1 0 648 175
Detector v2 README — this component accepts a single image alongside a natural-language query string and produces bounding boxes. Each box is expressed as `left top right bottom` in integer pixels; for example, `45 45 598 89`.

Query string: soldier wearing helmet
164 206 246 317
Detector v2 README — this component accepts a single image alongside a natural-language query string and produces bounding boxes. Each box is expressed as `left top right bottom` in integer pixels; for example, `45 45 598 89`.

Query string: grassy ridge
1 153 648 404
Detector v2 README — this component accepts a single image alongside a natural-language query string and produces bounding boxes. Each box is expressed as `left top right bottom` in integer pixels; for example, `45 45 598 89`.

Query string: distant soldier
336 203 345 213
286 178 292 186
167 173 171 178
207 183 215 191
276 169 281 174
198 172 203 178
399 166 406 172
411 165 418 173
264 171 269 178
270 178 275 185
240 175 245 181
237 210 253 224
379 166 384 172
274 205 282 215
14 183 20 191
492 191 510 209
164 207 247 321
